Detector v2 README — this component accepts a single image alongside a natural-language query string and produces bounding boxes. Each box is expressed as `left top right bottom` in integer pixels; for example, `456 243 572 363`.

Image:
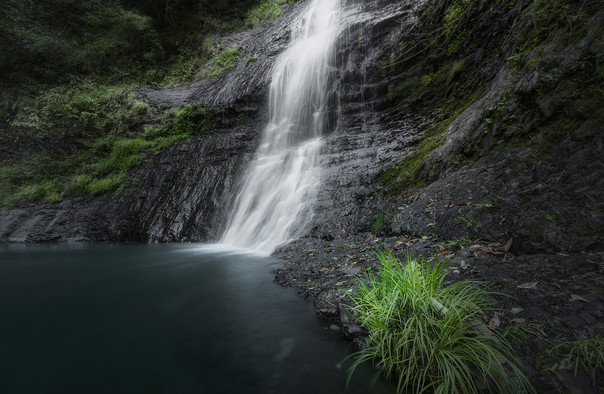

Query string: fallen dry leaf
517 184 543 196
489 313 501 330
503 237 513 253
469 245 491 255
570 294 588 303
517 281 539 289
572 271 596 281
552 357 573 372
510 307 524 314
523 323 548 338
393 241 407 249
544 287 555 296
471 319 495 340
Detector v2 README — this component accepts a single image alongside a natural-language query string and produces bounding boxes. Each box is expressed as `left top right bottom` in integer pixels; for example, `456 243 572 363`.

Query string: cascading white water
221 0 342 253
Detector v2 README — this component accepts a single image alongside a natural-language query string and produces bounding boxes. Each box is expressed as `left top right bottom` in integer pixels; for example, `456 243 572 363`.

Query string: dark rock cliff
0 1 304 243
306 0 604 255
2 0 601 250
0 113 259 243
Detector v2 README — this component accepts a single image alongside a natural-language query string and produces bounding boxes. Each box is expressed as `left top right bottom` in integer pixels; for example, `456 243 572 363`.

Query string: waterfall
221 0 342 253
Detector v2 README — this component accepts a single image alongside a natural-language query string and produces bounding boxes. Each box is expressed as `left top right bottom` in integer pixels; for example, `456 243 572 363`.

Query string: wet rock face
305 0 604 254
0 110 265 243
0 0 300 243
0 0 423 244
113 119 262 243
2 0 603 254
389 128 604 254
305 0 429 241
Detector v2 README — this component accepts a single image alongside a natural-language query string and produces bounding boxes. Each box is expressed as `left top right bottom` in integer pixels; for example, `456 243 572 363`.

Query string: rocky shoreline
275 233 604 393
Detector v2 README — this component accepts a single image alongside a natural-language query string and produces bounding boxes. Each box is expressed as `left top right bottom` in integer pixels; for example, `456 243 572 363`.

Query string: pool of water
0 244 392 394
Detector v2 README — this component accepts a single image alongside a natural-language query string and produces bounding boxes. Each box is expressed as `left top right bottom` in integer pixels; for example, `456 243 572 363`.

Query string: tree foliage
0 0 295 206
1 0 153 86
0 0 259 88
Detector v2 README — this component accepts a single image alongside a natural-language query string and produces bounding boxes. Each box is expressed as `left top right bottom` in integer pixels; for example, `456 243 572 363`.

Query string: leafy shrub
0 0 159 86
8 83 148 144
131 100 151 115
347 251 533 393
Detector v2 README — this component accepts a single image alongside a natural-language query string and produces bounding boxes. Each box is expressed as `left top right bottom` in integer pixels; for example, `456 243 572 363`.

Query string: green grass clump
474 200 500 210
206 48 240 78
9 181 62 205
455 214 482 232
557 336 604 387
347 251 533 393
87 175 125 196
94 138 153 175
245 0 294 28
445 235 473 247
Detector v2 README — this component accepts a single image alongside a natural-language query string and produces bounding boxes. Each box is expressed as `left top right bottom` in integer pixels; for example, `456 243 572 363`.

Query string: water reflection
0 244 392 394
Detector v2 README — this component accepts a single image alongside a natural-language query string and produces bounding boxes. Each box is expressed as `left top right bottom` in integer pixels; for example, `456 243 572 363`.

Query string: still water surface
0 244 392 393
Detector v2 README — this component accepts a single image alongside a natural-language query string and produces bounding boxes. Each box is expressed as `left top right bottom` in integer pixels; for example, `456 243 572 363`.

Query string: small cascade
221 0 342 253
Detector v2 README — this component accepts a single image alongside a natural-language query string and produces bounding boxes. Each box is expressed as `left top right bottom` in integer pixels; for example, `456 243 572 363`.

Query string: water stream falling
221 0 342 253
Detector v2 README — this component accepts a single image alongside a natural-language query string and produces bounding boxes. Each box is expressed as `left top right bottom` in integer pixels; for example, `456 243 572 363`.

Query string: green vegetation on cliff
0 0 295 207
0 103 215 206
378 0 603 194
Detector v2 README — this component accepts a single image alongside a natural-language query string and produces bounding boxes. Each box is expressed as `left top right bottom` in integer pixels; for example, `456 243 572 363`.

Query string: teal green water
0 244 392 394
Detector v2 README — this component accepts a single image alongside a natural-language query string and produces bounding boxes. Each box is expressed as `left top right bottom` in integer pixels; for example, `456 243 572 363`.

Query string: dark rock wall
308 0 604 253
0 112 263 243
1 0 602 253
0 0 302 243
112 117 261 243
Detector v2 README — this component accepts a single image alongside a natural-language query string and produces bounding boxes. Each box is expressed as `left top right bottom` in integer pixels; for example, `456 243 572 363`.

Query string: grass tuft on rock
346 250 533 393
245 0 294 28
568 336 604 387
554 336 604 387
